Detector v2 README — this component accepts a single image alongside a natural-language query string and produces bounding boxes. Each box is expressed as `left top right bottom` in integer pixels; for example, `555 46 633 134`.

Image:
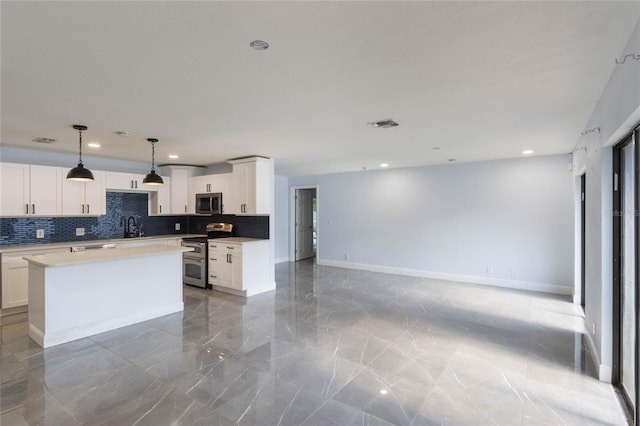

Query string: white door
295 189 315 261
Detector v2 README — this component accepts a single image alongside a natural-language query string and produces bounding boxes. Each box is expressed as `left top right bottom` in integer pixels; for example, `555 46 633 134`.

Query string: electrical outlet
175 223 181 231
76 228 85 236
344 254 350 260
510 268 516 277
36 229 44 238
486 266 493 274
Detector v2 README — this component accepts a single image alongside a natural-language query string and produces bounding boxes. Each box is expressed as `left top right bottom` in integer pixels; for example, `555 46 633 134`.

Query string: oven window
185 262 203 279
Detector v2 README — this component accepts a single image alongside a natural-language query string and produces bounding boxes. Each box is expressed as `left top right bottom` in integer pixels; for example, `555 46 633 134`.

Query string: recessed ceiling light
522 150 534 155
168 154 179 159
380 163 389 168
432 147 441 150
448 159 456 162
380 389 388 395
115 131 131 138
250 40 269 50
87 142 101 148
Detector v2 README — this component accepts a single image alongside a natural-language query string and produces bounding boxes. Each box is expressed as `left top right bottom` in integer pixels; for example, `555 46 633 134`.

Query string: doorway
613 129 638 424
293 188 317 261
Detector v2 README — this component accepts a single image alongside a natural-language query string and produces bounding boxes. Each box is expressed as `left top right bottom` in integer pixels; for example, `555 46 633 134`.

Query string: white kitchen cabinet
208 239 272 296
170 168 193 214
209 242 242 290
0 163 62 217
1 256 29 308
61 170 106 216
105 171 155 192
1 247 68 309
148 176 171 215
228 157 273 215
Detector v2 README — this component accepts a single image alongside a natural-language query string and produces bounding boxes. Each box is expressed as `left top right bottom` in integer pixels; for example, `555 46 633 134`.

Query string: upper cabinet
148 176 171 215
228 157 273 215
192 173 232 214
61 170 106 216
0 163 62 217
166 166 194 215
105 172 156 192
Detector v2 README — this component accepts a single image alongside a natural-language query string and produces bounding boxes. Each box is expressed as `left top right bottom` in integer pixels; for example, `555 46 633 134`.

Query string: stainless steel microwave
195 193 223 215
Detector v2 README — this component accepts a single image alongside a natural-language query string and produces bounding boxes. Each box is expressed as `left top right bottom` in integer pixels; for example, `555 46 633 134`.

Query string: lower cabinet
1 248 69 309
1 256 28 309
208 240 271 296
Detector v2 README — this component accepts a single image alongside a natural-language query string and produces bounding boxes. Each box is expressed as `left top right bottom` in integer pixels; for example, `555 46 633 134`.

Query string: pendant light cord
77 128 84 166
151 140 156 172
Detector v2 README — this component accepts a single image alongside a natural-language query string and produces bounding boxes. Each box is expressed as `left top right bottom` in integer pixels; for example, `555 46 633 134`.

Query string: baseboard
584 327 612 383
30 303 184 348
275 257 290 264
316 259 572 296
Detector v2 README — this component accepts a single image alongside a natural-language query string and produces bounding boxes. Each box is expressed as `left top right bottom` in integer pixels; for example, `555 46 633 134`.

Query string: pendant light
143 138 164 185
67 125 95 181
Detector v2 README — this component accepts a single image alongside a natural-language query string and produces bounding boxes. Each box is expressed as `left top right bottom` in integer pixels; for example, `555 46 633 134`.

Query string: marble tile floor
0 260 627 425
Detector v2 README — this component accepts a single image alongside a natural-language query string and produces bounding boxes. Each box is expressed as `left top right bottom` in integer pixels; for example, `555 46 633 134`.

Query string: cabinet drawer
208 269 220 285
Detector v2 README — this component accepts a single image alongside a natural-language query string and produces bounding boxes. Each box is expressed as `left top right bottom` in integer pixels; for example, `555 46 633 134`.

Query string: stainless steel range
181 223 233 288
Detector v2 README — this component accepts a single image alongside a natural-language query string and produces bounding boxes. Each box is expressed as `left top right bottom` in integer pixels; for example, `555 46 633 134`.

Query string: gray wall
571 19 640 381
273 175 290 262
286 154 574 289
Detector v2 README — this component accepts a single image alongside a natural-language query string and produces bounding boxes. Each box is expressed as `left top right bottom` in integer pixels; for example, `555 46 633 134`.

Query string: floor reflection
0 259 626 425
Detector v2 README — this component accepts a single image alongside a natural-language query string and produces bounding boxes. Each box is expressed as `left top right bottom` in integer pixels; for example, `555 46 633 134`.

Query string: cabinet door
231 163 248 214
170 168 191 214
106 171 134 190
156 176 170 215
230 250 243 290
192 176 212 194
61 178 85 215
230 159 271 215
148 176 170 215
83 170 106 215
1 257 29 308
30 165 62 216
0 163 30 216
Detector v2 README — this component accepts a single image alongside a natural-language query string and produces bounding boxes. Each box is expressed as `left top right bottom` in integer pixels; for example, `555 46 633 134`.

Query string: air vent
367 119 399 128
32 137 57 144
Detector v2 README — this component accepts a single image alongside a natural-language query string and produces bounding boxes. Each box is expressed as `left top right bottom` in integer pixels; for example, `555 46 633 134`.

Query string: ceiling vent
32 137 57 144
367 119 399 128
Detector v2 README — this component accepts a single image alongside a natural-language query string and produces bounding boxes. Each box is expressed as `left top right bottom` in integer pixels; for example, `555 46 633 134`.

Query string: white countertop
0 234 206 254
208 237 269 244
23 245 193 267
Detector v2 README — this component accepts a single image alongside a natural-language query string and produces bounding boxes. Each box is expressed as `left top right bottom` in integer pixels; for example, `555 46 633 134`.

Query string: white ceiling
1 1 638 176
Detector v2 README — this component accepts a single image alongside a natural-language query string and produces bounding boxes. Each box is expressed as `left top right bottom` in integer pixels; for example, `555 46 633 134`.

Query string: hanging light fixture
67 125 95 181
143 138 164 185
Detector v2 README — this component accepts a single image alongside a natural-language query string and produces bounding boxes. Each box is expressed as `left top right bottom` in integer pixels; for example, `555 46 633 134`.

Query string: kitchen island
24 245 192 348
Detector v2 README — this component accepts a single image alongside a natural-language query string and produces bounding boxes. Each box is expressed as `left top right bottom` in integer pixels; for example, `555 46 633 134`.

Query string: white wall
287 154 574 292
274 175 290 262
571 20 640 382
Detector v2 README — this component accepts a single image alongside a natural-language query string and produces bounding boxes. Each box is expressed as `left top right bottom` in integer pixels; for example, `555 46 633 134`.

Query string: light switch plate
175 223 181 231
36 229 44 238
76 228 85 236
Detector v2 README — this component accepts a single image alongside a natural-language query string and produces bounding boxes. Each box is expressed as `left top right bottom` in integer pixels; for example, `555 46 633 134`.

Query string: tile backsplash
0 192 270 247
0 192 187 246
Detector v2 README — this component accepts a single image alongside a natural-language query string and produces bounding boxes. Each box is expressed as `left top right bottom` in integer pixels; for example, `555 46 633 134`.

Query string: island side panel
32 250 184 348
27 264 46 346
